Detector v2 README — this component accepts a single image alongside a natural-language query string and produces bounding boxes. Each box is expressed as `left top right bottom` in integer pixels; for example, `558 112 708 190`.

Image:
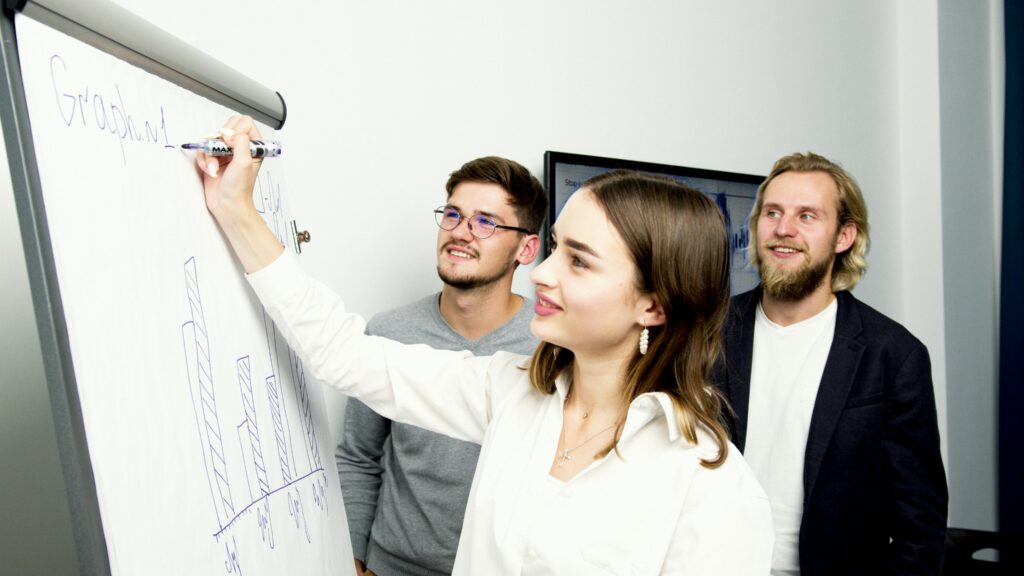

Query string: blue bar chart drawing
265 373 293 485
237 356 271 499
291 350 323 472
14 16 352 572
182 256 235 528
180 256 332 573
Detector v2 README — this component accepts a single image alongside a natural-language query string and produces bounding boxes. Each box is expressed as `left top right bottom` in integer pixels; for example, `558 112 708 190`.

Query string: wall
938 0 1003 530
121 0 922 438
0 0 1002 572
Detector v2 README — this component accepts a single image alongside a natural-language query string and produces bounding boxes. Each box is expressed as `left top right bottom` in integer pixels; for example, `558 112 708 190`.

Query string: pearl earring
639 326 649 355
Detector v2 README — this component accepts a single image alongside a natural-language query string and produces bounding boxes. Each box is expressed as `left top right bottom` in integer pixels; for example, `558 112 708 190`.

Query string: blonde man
715 152 948 575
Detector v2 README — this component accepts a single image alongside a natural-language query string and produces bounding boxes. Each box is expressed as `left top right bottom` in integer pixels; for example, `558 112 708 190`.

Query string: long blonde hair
748 152 870 291
528 170 732 468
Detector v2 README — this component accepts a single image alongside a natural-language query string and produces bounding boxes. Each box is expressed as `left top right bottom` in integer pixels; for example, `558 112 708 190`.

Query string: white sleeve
247 252 526 444
661 453 774 574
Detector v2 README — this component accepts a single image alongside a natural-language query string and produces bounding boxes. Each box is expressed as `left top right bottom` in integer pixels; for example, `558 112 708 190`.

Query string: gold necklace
556 423 617 467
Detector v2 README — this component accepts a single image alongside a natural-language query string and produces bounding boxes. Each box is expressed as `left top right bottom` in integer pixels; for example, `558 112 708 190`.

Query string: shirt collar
554 373 686 446
625 392 683 444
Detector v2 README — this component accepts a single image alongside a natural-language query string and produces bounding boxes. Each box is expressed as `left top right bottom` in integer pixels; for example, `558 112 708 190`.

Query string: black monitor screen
544 151 763 295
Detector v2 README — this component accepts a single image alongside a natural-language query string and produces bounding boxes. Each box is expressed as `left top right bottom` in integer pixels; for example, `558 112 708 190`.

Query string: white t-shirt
248 252 774 575
744 299 838 575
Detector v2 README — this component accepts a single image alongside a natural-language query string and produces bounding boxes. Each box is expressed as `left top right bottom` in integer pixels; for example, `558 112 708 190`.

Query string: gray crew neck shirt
335 292 538 575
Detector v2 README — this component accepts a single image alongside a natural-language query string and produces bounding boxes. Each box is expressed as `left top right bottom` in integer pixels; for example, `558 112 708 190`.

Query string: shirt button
561 489 573 500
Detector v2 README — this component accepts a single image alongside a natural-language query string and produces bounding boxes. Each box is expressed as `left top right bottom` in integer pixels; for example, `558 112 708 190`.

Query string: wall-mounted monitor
544 151 763 295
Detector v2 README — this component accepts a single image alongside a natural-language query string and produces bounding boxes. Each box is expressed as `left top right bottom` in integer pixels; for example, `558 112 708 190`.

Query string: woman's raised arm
197 115 284 273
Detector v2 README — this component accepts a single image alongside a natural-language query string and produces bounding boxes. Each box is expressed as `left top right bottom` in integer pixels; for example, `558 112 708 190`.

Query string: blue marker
181 139 282 158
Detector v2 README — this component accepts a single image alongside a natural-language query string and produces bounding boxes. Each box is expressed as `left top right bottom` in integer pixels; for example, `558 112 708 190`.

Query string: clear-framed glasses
433 206 531 239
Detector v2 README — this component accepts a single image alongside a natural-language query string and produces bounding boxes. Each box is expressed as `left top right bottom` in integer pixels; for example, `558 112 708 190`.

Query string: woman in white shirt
199 117 773 574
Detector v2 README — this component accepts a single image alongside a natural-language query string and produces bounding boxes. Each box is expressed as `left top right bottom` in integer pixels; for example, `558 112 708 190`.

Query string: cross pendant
557 449 572 467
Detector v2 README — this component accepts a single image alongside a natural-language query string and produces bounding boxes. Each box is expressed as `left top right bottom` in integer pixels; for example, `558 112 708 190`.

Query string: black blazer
714 288 948 575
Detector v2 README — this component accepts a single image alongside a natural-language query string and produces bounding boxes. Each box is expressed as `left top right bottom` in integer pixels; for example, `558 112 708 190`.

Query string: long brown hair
528 170 732 468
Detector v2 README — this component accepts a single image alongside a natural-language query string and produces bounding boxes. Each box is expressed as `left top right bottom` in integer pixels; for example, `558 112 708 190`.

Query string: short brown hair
445 156 547 234
748 152 870 292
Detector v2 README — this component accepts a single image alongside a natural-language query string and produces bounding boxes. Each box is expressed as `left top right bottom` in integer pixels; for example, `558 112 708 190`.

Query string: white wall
937 0 1002 530
1 1 1002 571
121 0 932 436
896 0 947 466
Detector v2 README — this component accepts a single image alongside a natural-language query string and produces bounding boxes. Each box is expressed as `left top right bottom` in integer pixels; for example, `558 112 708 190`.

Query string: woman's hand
196 115 263 225
196 115 284 273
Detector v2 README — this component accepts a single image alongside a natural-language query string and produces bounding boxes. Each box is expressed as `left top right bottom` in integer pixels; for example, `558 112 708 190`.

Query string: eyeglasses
433 206 531 239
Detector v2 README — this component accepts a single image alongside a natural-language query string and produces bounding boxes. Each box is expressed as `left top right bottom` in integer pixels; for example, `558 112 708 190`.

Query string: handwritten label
223 536 243 574
311 473 328 514
256 501 275 549
49 53 173 165
287 488 311 544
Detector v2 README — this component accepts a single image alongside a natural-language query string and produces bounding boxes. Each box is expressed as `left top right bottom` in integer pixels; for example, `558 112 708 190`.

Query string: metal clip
291 220 311 254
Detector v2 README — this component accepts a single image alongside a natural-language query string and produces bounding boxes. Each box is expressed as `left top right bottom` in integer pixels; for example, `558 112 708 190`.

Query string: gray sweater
335 293 538 575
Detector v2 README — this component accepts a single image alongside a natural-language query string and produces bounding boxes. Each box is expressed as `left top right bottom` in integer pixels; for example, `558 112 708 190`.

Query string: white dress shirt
249 253 773 575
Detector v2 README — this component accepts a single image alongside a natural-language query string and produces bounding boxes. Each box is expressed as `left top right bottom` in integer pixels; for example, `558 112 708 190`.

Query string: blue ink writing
223 536 243 574
50 53 172 165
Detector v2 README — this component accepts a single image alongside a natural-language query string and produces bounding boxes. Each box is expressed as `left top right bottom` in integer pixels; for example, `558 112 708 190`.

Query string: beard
758 241 835 302
436 244 518 291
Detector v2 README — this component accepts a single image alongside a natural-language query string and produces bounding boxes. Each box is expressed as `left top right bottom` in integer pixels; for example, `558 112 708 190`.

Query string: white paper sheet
15 14 353 575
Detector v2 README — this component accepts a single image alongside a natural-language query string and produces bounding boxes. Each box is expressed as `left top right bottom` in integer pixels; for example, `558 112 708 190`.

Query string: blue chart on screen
551 161 760 295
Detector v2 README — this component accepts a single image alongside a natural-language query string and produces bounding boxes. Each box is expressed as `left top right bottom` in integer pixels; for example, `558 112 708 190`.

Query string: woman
200 117 773 574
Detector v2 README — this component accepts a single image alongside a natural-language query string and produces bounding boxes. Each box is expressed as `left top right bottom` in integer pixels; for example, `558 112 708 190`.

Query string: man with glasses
336 156 547 576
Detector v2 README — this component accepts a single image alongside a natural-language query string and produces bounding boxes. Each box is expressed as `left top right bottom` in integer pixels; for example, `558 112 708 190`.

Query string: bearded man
336 156 546 576
713 152 948 576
